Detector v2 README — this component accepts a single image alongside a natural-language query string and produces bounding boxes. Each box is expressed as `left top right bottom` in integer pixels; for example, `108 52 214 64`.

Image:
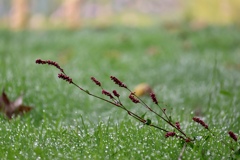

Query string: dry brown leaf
133 83 152 97
0 90 32 119
146 46 159 56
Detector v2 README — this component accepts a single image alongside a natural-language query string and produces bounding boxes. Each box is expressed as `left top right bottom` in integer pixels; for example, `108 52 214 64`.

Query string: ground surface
0 26 240 159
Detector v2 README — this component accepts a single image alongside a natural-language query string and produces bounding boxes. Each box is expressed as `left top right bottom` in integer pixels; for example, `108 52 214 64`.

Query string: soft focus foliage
184 0 240 25
0 26 239 159
1 0 240 30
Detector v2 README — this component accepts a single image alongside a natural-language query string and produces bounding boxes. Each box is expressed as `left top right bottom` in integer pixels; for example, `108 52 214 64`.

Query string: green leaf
234 148 240 156
145 119 151 125
169 116 172 122
219 90 232 97
205 135 210 141
141 112 147 119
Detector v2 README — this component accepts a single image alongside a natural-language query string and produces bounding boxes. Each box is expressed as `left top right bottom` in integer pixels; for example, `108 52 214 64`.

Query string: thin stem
73 75 189 140
119 105 169 133
157 104 171 122
37 59 191 141
178 143 187 160
72 82 121 107
73 81 171 134
148 124 169 132
126 88 188 138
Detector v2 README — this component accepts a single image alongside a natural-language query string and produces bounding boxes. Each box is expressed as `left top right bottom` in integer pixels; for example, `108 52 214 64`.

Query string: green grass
0 26 240 159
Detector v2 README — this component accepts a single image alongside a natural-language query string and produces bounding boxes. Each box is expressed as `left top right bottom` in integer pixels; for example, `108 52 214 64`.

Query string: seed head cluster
192 117 208 129
228 131 238 142
58 73 72 83
150 92 158 105
165 132 176 138
110 76 127 88
36 59 64 73
176 122 181 130
112 90 120 98
129 93 140 103
91 77 101 87
102 90 114 99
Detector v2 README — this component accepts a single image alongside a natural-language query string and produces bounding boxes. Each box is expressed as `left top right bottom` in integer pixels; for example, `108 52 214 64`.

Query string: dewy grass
36 58 239 158
1 27 240 159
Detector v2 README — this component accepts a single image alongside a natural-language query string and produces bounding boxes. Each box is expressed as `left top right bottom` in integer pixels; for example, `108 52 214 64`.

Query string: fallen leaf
57 49 74 65
163 21 181 32
182 40 192 51
104 50 121 59
133 83 152 97
189 21 208 31
146 46 159 56
0 90 32 119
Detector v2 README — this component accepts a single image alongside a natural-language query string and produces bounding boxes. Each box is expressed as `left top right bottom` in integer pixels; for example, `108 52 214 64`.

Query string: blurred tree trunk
50 0 82 29
183 0 240 25
9 0 29 30
231 0 240 25
64 0 82 28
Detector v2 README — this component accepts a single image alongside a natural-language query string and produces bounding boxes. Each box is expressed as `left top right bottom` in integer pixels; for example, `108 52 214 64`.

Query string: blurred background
0 0 240 30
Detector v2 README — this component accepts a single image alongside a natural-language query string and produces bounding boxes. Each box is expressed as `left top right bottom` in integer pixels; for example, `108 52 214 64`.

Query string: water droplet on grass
196 136 202 141
34 141 38 148
206 151 211 155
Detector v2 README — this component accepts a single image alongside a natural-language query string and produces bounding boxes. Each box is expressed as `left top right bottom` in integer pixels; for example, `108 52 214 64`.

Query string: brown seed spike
228 131 238 142
58 73 73 83
176 122 181 130
35 59 46 64
129 93 140 103
36 59 64 73
165 132 176 138
192 117 209 129
110 76 127 88
102 90 114 99
91 77 101 87
112 90 120 97
150 92 158 105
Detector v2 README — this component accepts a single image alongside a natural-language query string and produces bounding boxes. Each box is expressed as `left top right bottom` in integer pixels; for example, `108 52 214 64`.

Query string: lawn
0 26 240 159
